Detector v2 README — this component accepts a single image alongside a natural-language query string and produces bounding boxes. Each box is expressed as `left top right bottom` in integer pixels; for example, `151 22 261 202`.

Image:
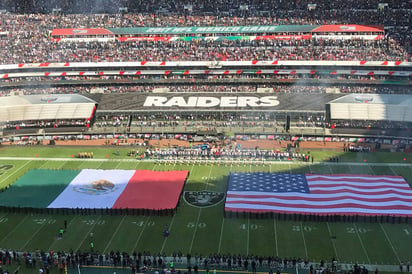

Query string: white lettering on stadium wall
143 96 280 108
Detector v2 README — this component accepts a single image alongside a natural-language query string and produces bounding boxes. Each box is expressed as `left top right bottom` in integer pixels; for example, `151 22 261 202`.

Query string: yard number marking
346 227 370 234
240 223 262 230
0 217 8 223
201 176 216 180
33 218 56 225
292 225 315 232
132 220 155 227
82 219 106 225
187 222 206 228
0 164 14 176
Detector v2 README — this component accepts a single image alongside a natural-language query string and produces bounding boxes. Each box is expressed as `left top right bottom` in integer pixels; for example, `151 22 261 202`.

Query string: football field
0 146 411 271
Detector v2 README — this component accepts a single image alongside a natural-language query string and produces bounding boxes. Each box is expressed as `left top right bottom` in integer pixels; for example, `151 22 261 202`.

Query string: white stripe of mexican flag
47 169 136 209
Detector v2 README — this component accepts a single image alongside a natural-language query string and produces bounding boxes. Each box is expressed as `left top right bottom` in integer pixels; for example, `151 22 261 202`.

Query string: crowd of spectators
1 84 411 97
1 0 411 26
94 112 327 130
0 247 318 274
0 36 409 64
1 73 408 89
330 120 412 130
0 3 410 65
3 119 88 130
2 247 406 274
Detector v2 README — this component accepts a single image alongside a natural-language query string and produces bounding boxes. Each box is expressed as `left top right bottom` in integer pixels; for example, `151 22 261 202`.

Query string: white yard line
76 160 92 169
379 223 401 264
365 164 375 175
367 164 400 264
369 166 401 263
37 160 50 169
132 216 150 252
300 223 308 259
204 165 214 191
20 219 49 250
0 215 30 245
367 164 401 263
273 218 278 256
347 164 354 173
326 164 334 174
48 216 78 250
353 223 371 264
134 160 142 169
0 161 32 185
217 218 225 254
160 213 176 254
246 216 250 255
326 222 340 261
189 165 213 253
307 163 313 174
113 161 123 169
75 216 102 252
56 160 70 169
96 162 113 169
103 215 126 254
189 209 202 253
389 166 398 175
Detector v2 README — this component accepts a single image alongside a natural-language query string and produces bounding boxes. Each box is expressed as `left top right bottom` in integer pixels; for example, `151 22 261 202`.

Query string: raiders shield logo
183 191 225 208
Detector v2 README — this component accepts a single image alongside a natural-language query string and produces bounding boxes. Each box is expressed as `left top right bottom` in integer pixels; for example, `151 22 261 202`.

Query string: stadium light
307 4 317 11
52 8 61 15
239 5 249 11
378 3 388 11
183 5 193 12
119 7 128 14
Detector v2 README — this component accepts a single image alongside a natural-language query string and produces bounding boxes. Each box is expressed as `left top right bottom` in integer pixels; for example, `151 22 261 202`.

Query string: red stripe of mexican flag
113 170 189 210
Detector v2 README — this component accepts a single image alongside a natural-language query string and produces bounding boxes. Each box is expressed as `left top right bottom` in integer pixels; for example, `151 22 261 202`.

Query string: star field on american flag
229 172 310 193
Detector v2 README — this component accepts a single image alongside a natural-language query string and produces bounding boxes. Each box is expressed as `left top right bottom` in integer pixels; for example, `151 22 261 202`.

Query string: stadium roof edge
0 94 97 106
327 94 412 105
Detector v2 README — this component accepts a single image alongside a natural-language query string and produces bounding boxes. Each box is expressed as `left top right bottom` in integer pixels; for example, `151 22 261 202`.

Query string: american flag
225 173 412 216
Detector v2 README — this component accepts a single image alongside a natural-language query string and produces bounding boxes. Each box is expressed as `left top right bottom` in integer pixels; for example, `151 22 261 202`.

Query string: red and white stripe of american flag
225 174 412 216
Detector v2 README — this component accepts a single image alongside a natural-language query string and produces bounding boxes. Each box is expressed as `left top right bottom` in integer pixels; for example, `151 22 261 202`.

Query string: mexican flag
0 169 188 210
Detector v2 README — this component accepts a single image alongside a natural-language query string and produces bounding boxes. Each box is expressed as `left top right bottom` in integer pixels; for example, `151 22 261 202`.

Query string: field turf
0 145 411 272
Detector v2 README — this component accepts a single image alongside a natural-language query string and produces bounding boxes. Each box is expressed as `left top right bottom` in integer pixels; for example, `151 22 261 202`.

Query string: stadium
0 0 411 273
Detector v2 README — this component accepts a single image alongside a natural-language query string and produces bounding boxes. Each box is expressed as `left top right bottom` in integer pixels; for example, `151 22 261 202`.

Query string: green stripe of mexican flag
0 169 81 208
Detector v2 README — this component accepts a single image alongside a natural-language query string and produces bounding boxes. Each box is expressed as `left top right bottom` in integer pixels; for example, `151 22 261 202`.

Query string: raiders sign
143 96 280 108
183 191 225 208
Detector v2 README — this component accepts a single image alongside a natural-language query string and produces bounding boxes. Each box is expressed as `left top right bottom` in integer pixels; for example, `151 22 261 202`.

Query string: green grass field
0 145 411 274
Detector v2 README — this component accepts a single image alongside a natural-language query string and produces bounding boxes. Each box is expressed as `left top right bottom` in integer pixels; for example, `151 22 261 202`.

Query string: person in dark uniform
164 225 169 237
